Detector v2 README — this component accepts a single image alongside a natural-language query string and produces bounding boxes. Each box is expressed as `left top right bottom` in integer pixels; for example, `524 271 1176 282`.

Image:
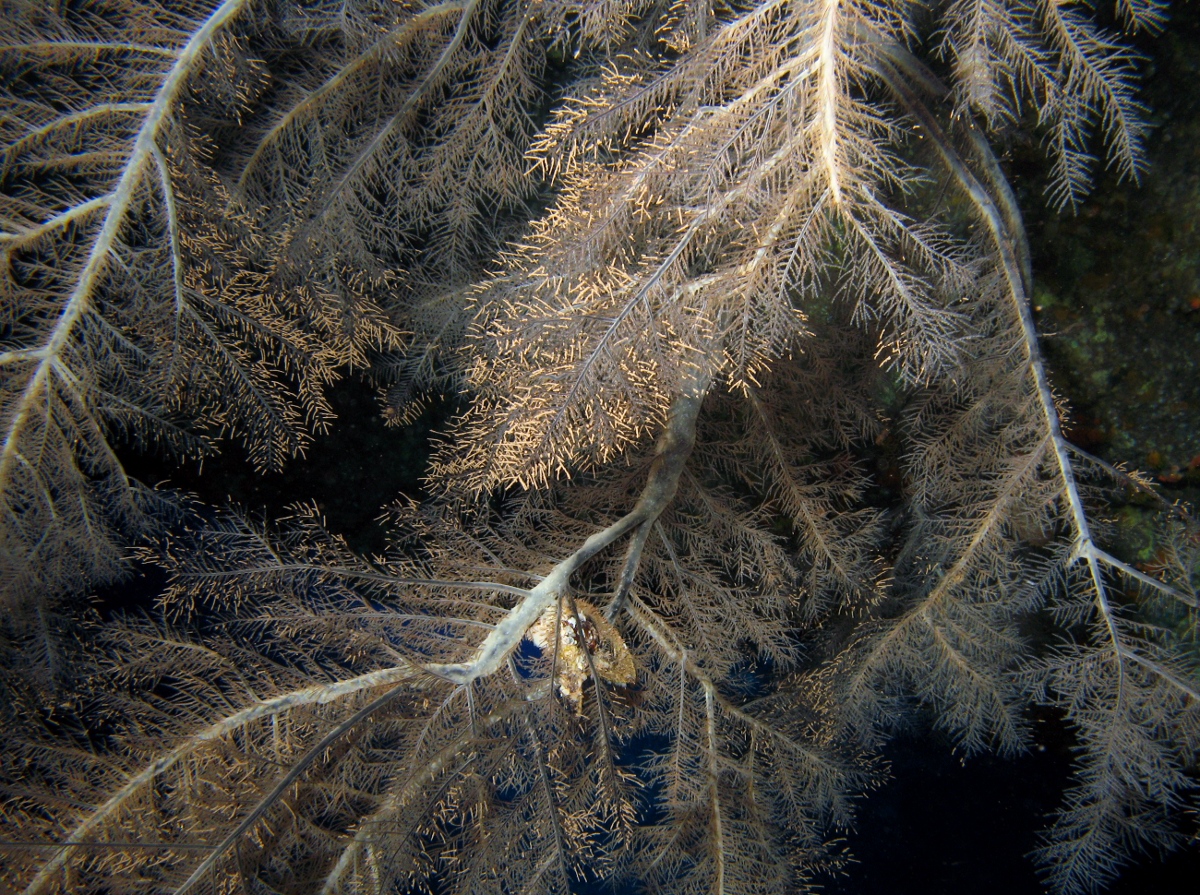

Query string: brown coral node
526 598 636 711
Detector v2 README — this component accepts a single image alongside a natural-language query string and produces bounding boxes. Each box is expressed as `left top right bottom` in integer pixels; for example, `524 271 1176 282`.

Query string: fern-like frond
0 0 400 617
939 0 1153 207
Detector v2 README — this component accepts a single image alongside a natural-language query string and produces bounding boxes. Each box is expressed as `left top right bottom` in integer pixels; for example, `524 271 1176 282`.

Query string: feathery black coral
1 0 1197 894
0 0 400 616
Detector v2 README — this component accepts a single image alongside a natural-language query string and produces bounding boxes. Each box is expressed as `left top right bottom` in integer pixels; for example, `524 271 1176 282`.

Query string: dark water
829 719 1200 895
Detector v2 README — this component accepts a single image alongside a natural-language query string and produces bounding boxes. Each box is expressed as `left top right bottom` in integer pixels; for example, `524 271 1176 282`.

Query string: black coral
0 0 399 617
1 1 1197 894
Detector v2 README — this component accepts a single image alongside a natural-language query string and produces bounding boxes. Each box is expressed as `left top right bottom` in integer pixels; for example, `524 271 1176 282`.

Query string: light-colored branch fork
18 373 709 895
870 38 1198 700
425 369 708 684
